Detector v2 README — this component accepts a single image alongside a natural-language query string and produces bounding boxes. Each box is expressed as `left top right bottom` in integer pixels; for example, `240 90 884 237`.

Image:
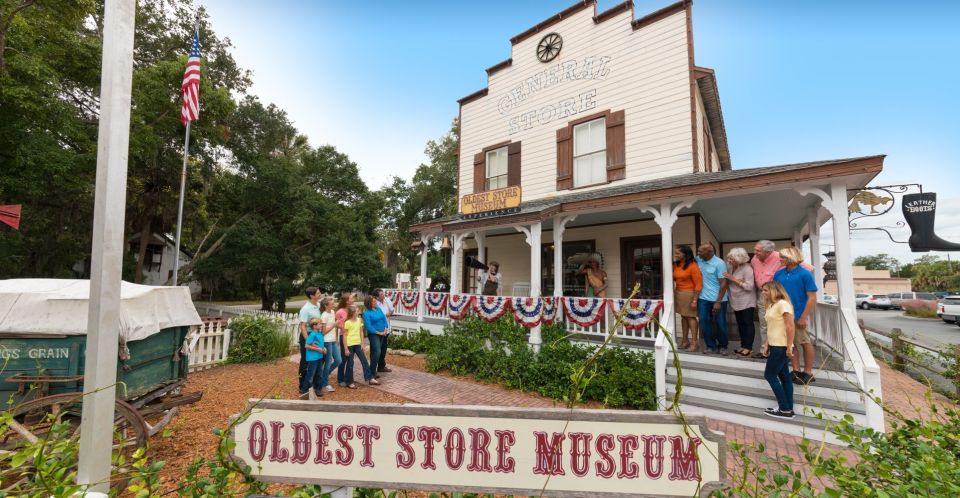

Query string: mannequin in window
577 254 608 298
478 261 501 296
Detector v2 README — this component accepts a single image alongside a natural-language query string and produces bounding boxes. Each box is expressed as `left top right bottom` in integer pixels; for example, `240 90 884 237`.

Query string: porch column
450 233 468 294
474 232 486 264
515 222 543 351
640 200 694 331
806 207 824 301
798 185 854 310
553 215 577 297
417 234 429 323
793 227 803 249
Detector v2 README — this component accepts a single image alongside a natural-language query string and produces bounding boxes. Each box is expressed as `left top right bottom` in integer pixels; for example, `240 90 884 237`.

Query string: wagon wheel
1 393 148 491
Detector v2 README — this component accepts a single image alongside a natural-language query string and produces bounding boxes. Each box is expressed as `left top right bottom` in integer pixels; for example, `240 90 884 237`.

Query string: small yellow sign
461 186 522 216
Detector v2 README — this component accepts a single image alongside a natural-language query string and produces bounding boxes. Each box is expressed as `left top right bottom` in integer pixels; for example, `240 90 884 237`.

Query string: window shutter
556 127 573 190
473 152 485 193
605 109 626 182
507 141 521 187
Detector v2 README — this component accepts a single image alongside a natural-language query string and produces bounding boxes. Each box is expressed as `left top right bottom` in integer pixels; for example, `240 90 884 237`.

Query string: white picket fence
187 306 302 372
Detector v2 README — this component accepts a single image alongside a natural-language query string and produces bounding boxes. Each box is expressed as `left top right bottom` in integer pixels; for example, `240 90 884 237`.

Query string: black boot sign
902 192 960 252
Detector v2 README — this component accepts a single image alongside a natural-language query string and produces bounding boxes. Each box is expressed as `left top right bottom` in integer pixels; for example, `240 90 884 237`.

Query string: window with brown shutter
473 152 485 193
473 140 517 194
507 141 521 187
556 109 626 190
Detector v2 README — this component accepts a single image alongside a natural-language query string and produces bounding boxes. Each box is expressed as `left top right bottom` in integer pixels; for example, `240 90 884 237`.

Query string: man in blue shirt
773 247 818 385
297 287 323 399
695 243 730 355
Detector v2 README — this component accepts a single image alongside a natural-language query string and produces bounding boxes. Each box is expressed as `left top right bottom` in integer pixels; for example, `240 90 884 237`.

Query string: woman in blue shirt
362 295 388 378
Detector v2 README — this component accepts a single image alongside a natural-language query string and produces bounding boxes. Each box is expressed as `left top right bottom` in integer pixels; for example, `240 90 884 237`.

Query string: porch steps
666 352 868 443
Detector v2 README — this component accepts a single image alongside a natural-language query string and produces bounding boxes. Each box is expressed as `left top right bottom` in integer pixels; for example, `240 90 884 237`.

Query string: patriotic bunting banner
609 299 663 330
399 291 419 311
511 297 543 328
383 290 401 308
541 296 559 325
424 292 448 313
474 295 511 322
563 297 606 328
447 294 475 320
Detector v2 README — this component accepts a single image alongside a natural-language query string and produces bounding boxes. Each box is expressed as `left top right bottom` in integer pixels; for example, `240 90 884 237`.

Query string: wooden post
77 0 137 492
890 328 905 371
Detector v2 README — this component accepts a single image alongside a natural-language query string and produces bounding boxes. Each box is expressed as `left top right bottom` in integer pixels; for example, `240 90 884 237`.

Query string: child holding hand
302 318 328 399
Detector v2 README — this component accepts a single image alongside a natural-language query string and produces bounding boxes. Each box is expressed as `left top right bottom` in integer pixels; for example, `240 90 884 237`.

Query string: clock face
536 33 563 63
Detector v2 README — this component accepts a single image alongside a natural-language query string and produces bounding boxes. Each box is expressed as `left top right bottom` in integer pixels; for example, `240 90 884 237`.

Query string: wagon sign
230 402 724 497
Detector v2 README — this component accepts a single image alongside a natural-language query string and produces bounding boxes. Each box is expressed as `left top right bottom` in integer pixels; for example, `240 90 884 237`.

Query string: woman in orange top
673 245 702 352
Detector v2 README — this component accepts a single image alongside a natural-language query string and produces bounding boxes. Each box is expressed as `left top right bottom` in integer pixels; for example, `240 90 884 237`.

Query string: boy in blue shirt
303 318 328 399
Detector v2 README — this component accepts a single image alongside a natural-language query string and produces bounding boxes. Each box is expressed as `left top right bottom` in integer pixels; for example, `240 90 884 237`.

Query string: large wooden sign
230 401 724 497
461 186 522 219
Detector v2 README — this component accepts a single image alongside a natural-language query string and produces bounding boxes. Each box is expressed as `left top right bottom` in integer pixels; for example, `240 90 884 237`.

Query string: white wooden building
397 0 884 440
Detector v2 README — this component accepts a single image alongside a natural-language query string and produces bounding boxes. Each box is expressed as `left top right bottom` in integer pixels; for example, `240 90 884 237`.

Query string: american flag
180 31 201 125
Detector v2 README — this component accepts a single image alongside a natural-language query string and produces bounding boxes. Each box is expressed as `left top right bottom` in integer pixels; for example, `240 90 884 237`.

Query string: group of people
296 288 395 399
673 240 818 420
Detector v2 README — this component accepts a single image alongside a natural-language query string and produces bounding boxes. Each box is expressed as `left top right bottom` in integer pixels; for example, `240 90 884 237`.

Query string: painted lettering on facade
231 403 723 497
495 56 612 135
0 347 70 360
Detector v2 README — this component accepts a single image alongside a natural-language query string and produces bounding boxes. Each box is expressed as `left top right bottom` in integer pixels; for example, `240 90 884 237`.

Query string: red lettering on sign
356 425 381 468
594 433 615 478
313 424 333 464
532 432 566 476
289 422 311 464
396 426 416 469
467 428 493 473
269 421 289 463
568 432 593 477
494 430 516 473
668 436 702 481
642 434 666 479
335 425 354 466
444 428 466 470
617 435 640 479
248 421 267 462
417 426 442 470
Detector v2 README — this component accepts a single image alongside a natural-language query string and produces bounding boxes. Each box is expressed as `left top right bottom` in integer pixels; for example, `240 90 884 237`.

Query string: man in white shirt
375 288 395 373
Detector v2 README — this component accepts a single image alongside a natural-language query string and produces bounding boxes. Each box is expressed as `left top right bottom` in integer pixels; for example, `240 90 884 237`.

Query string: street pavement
857 308 959 348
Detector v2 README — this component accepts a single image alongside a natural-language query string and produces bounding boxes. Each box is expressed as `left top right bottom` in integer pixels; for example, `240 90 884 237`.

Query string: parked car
937 295 960 323
888 291 939 310
822 294 838 305
855 293 892 310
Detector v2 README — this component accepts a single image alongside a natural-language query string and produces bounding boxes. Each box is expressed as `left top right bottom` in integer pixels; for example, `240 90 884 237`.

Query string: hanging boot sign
902 192 960 252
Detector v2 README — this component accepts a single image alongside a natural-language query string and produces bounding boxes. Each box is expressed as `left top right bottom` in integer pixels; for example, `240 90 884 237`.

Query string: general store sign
461 186 522 219
230 401 724 497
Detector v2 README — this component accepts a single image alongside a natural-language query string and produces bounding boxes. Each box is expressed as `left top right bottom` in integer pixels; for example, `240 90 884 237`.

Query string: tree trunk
134 220 152 284
260 275 274 311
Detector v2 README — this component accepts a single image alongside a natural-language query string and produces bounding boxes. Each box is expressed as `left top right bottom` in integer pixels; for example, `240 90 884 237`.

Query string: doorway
620 236 663 299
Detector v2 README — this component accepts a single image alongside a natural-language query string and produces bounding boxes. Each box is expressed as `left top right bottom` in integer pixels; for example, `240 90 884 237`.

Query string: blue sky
201 0 960 263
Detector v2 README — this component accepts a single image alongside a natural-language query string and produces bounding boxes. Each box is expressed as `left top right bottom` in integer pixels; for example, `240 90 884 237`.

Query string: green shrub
226 315 292 363
422 316 656 409
388 328 440 354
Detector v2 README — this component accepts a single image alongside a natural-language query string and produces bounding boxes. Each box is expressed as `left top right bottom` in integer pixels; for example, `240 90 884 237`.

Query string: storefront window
485 146 508 190
541 240 597 296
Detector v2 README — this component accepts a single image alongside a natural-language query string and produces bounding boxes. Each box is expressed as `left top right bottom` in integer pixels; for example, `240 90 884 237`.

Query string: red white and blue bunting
424 292 448 313
511 297 543 328
384 290 401 309
563 297 606 328
609 299 663 330
541 297 559 325
447 294 474 320
399 290 419 311
474 295 511 322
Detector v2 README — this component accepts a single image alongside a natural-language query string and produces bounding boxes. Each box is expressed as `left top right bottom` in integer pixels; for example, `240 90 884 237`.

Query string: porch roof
412 155 884 235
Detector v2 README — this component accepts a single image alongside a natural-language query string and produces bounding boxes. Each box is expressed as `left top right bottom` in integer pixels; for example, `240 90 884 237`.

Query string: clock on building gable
536 33 562 62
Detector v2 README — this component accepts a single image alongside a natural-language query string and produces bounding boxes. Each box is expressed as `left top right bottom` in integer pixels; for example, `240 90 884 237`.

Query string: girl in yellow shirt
760 282 796 419
342 306 378 388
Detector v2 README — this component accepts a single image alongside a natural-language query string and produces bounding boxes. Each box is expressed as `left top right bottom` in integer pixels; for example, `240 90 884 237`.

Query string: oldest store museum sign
461 186 522 219
231 402 724 497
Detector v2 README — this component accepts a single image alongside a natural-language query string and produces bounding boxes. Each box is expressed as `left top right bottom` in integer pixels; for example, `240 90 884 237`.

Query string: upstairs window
573 118 606 187
485 146 508 191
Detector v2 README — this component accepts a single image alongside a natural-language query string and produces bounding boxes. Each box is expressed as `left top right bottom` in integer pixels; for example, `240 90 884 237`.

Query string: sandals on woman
734 348 752 357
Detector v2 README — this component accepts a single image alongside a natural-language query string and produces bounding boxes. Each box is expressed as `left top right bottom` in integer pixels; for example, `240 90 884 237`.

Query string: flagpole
173 119 190 286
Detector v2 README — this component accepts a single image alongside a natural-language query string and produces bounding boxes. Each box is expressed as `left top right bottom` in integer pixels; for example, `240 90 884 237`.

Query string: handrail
654 302 673 411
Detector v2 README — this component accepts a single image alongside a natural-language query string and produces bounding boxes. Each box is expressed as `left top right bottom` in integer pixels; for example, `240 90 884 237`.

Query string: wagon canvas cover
0 279 201 341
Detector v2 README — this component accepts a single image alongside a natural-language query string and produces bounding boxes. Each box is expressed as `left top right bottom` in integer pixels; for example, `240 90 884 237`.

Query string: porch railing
812 302 884 432
383 289 663 342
